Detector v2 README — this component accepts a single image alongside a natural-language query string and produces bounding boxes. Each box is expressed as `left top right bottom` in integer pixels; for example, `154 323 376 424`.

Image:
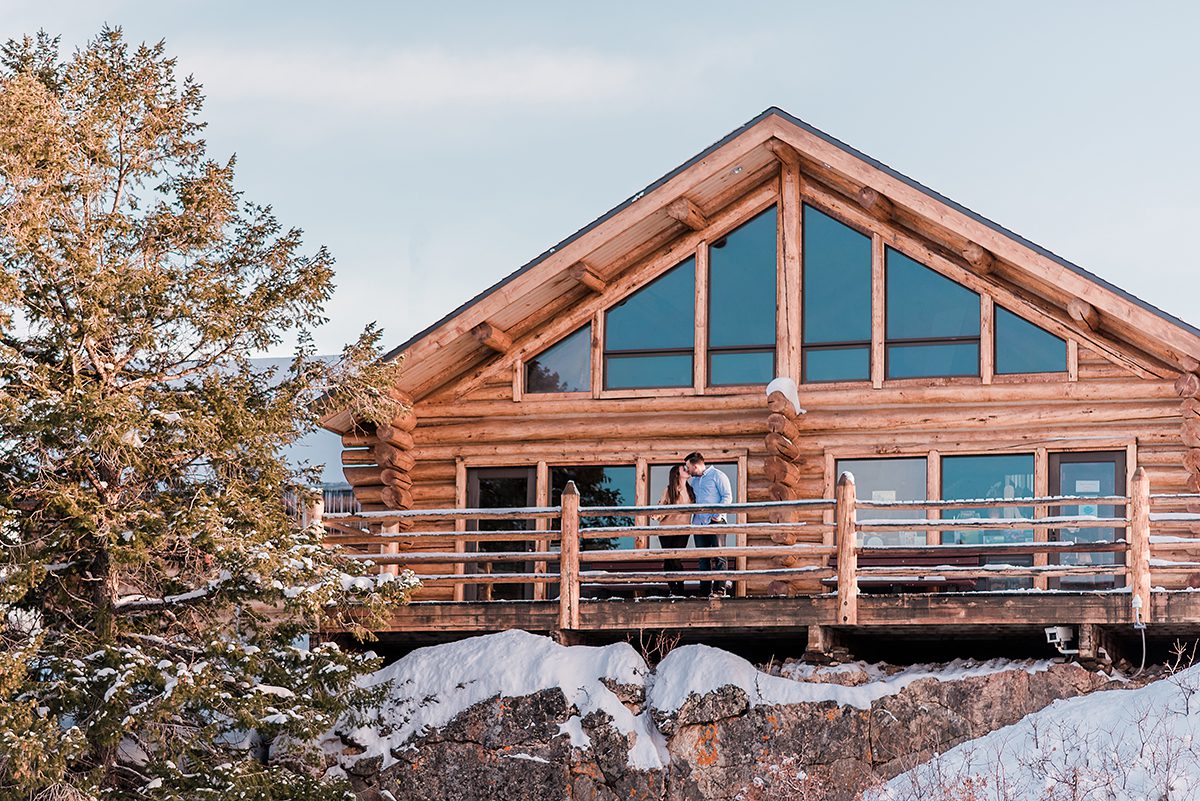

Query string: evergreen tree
0 27 416 800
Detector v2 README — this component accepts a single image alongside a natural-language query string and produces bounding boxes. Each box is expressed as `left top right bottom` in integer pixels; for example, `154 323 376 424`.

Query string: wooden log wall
342 348 1200 599
1176 370 1200 512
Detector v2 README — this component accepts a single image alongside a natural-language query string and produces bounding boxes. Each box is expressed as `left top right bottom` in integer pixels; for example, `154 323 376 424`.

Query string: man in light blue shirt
684 452 733 596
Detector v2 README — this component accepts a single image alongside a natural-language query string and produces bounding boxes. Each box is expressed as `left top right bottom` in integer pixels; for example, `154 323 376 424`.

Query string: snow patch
327 630 662 771
766 377 805 416
651 645 1052 712
877 664 1200 800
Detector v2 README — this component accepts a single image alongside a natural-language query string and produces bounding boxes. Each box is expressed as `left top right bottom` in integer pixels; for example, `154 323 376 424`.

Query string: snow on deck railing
317 477 1200 628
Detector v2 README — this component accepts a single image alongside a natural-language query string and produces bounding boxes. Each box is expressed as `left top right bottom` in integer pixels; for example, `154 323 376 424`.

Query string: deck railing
318 468 1200 630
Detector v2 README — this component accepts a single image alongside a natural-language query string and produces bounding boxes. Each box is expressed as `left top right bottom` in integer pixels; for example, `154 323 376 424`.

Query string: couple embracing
652 452 733 598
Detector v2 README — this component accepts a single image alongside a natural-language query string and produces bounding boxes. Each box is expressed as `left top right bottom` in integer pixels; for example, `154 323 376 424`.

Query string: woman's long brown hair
665 464 696 505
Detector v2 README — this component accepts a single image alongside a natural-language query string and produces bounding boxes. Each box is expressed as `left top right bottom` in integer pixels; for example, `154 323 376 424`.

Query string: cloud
177 44 643 110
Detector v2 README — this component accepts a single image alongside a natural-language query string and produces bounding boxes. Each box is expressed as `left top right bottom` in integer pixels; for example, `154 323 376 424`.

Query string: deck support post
1129 467 1152 622
803 625 849 662
1077 624 1119 667
835 473 858 626
558 481 582 631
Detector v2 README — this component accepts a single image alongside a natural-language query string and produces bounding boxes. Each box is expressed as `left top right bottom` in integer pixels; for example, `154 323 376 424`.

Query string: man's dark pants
695 519 728 595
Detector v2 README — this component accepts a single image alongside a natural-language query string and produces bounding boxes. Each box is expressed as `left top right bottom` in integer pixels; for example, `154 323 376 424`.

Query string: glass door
466 467 537 601
1049 451 1126 590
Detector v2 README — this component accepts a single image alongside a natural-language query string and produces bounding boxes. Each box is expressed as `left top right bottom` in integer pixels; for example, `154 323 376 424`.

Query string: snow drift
877 664 1200 800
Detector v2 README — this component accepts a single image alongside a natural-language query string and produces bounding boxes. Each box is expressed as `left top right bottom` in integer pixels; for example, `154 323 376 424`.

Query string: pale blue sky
7 1 1200 362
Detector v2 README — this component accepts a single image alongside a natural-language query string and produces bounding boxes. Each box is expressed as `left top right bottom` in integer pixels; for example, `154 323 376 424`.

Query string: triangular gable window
886 247 980 378
526 324 592 393
604 257 696 389
995 305 1066 374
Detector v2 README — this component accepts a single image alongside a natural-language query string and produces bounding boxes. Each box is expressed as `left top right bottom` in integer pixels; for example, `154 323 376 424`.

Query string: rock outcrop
336 635 1116 801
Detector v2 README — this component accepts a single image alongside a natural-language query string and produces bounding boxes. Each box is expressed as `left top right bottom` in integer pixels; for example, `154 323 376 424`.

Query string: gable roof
324 108 1200 431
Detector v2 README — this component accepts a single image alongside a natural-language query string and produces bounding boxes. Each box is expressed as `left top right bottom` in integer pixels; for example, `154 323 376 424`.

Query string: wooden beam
858 186 894 222
980 294 995 385
472 321 512 353
779 162 803 380
666 197 709 231
1129 467 1152 619
963 243 995 275
569 262 608 293
1068 298 1100 332
1176 371 1200 398
764 137 802 166
871 233 885 388
835 472 858 625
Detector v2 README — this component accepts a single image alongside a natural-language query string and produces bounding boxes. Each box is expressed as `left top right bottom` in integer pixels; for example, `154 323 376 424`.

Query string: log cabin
319 107 1200 660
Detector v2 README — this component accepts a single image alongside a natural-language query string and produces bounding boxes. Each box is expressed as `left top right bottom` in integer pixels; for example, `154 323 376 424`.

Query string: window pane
526 324 591 393
803 206 871 344
710 350 774 386
887 342 979 379
551 465 636 550
1056 457 1122 589
709 207 777 349
836 458 927 547
886 248 980 340
803 346 870 383
941 454 1034 545
604 353 692 389
942 454 1035 591
995 306 1067 374
605 257 695 352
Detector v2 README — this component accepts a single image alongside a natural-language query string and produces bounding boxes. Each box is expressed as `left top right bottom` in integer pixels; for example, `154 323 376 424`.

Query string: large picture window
603 258 695 389
941 453 1035 590
886 248 980 378
836 457 927 547
551 465 637 550
802 205 872 382
526 324 591 393
708 207 777 386
994 305 1067 375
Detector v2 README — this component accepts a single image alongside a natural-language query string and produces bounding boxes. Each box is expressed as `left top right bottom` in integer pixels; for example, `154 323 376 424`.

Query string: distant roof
384 106 1200 362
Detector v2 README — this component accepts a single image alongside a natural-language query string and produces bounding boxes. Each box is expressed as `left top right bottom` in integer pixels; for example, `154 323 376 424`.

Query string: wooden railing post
835 472 858 625
559 481 581 630
1129 466 1152 622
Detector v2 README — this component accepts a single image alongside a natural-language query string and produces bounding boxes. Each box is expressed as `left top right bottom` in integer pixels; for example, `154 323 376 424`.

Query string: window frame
796 191 1080 390
883 245 982 381
595 196 780 396
523 322 594 396
799 203 874 384
510 183 1081 402
825 440 1134 574
705 205 780 389
992 302 1069 377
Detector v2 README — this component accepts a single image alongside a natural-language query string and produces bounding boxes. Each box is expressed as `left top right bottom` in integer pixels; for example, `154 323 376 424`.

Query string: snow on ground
875 664 1200 801
652 646 1053 712
325 629 666 770
327 630 1060 776
780 657 1055 690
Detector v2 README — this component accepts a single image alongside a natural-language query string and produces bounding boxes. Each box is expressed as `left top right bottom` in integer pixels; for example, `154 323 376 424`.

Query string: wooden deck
317 473 1200 656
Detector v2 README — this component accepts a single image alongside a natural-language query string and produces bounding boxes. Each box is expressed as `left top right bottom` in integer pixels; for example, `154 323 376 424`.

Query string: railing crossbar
316 474 1185 624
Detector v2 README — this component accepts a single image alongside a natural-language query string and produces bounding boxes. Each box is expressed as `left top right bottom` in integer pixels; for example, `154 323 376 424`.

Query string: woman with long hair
651 464 696 596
